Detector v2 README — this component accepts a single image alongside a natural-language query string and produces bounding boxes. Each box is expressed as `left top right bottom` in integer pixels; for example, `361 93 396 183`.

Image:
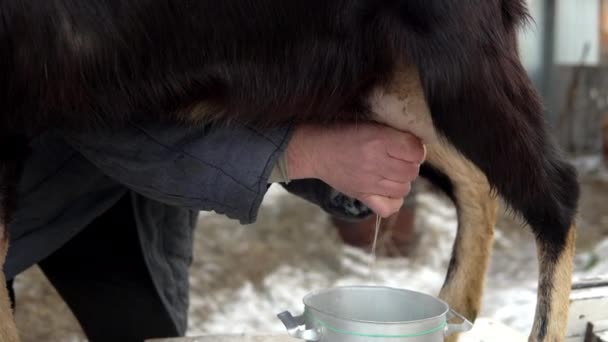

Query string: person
5 120 424 341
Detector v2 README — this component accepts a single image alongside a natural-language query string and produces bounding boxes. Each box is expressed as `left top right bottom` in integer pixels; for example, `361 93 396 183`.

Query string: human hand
285 123 425 218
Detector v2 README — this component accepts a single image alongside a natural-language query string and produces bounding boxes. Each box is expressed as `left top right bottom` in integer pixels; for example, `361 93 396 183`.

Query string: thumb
359 195 403 218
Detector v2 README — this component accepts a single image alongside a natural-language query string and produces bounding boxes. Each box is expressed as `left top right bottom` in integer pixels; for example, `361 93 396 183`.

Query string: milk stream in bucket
367 215 382 283
279 214 476 341
278 286 474 341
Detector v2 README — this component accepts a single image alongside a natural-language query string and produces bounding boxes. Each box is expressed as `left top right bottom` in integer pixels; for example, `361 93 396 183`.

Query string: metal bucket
278 286 472 342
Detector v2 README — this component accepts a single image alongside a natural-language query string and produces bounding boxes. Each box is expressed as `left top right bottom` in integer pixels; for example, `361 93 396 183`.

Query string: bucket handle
444 309 474 336
277 311 322 341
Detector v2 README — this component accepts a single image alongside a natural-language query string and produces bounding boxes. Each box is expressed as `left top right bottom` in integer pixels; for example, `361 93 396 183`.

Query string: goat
0 1 579 341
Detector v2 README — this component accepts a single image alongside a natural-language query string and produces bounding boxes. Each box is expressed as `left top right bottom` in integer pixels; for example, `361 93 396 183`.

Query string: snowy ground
186 184 608 337
12 171 608 341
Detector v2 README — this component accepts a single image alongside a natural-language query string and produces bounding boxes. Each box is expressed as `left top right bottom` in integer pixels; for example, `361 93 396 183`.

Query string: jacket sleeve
65 122 294 224
65 121 372 224
280 180 373 222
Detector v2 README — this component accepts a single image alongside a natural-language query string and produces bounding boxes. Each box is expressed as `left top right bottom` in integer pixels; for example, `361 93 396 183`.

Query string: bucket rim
302 285 450 325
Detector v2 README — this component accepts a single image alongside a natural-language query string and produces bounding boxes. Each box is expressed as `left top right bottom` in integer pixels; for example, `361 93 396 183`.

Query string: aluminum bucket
278 286 472 342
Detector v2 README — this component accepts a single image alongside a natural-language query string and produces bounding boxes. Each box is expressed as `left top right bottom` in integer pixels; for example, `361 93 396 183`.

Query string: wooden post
584 320 608 342
567 277 608 342
602 113 608 166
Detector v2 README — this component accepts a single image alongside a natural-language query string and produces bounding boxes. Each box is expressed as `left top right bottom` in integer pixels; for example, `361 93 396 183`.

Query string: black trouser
7 194 180 342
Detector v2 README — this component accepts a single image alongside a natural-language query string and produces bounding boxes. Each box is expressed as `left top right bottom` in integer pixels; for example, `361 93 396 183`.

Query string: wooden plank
147 334 292 342
567 279 608 339
458 318 527 342
584 331 608 342
595 331 608 342
585 320 608 342
572 277 608 290
590 320 608 332
148 318 526 342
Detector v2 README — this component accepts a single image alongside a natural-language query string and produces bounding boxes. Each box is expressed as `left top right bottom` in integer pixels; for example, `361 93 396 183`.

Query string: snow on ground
12 178 608 341
187 186 456 335
187 185 608 337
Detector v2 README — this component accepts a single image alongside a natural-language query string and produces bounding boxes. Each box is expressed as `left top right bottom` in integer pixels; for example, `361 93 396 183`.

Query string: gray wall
519 0 604 154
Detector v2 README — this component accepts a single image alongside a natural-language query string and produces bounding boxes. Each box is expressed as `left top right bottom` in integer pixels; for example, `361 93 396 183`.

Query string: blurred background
11 0 608 340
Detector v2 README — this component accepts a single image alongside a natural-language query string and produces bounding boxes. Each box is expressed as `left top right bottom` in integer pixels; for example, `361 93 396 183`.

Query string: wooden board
148 334 292 342
458 318 527 342
150 276 608 342
585 320 608 342
567 277 608 340
595 331 608 342
148 318 527 342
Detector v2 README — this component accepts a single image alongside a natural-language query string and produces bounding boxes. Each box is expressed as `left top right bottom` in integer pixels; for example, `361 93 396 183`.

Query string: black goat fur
0 1 579 340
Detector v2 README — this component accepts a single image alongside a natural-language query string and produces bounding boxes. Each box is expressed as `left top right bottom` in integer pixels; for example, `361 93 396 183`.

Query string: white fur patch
367 66 438 144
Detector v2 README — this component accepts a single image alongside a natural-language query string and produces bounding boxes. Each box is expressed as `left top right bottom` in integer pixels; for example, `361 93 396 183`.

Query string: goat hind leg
530 223 575 342
422 54 579 341
423 143 498 342
369 65 497 342
519 154 578 342
367 59 578 340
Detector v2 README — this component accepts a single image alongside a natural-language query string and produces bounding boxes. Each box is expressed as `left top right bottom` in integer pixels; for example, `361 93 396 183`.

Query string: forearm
65 122 294 224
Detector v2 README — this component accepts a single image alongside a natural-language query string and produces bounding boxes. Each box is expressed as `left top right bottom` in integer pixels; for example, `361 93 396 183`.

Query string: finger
385 132 425 164
374 179 412 199
359 194 403 218
422 144 427 163
374 159 420 183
